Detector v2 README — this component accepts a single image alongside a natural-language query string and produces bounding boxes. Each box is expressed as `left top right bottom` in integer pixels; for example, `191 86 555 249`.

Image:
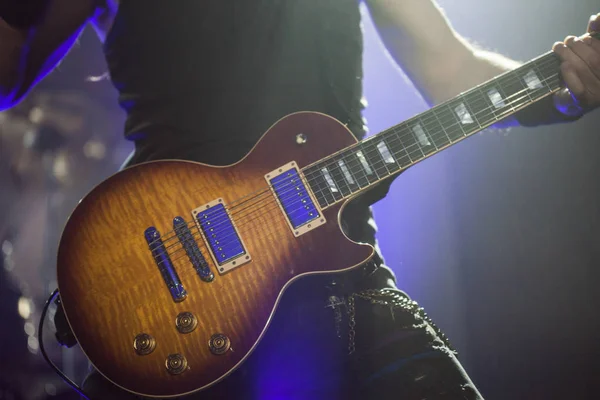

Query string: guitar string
146 59 562 258
119 32 600 277
152 69 563 268
146 58 560 254
109 218 296 302
147 63 562 264
302 55 562 202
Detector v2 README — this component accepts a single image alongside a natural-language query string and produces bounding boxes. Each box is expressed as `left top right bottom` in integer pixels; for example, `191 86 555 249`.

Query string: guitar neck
302 48 568 209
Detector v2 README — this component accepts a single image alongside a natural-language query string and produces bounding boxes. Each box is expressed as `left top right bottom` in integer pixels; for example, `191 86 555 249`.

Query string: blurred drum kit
0 88 126 399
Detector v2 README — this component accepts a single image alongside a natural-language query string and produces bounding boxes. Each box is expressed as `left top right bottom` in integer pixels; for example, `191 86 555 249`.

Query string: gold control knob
165 353 188 375
208 333 230 355
175 312 198 334
133 333 156 356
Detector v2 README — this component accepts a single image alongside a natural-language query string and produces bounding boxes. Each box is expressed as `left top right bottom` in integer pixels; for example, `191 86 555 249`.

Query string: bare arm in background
365 0 600 118
0 0 104 111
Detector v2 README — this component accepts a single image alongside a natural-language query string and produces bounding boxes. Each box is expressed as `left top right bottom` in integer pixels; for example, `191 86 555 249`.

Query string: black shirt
103 0 396 288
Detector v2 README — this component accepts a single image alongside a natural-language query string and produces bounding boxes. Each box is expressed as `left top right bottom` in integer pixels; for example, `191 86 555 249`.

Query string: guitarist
1 1 598 399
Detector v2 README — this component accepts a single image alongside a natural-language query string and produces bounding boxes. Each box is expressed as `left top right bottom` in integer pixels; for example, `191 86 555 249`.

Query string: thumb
588 13 600 33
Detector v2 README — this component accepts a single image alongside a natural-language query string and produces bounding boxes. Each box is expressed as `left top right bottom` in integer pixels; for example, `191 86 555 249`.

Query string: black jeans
81 273 483 400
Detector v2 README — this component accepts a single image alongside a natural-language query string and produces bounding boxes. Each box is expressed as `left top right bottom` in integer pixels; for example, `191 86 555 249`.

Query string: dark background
365 1 600 398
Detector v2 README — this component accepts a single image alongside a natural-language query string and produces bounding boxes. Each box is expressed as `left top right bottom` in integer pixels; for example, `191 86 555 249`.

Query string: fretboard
303 49 565 209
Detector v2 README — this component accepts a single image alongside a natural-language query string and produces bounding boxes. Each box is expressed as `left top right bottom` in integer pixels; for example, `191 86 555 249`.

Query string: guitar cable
39 288 91 400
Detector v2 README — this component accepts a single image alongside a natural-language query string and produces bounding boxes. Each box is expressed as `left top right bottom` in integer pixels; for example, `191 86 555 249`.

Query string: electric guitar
56 37 596 398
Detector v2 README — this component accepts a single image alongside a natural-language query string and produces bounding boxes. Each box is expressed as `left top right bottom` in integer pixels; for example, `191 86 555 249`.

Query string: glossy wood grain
57 112 374 397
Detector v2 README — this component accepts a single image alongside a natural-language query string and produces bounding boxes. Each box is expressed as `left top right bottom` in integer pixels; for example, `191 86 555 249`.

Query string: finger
588 13 600 34
560 62 587 105
553 42 591 103
556 38 599 91
581 34 600 54
565 35 600 81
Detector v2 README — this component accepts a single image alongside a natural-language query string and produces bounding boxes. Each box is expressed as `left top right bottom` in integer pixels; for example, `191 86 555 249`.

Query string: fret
307 167 339 207
353 147 380 186
418 114 451 150
319 165 345 202
376 136 402 173
302 50 570 210
385 128 414 167
337 152 368 189
495 71 529 113
305 169 332 209
430 108 455 144
447 97 478 135
377 130 409 168
337 156 362 189
326 156 354 198
434 104 467 142
532 53 561 91
462 88 496 128
523 57 556 102
409 118 438 154
388 125 421 164
477 78 515 122
361 138 394 179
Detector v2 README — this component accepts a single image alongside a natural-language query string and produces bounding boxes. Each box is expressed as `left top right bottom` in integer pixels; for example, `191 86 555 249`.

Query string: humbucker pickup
266 161 326 237
192 199 251 274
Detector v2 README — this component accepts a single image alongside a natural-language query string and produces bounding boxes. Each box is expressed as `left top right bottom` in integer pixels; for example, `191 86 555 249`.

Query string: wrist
514 90 584 127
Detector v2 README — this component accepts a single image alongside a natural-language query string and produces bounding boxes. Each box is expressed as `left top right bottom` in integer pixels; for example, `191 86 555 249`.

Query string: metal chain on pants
347 289 456 356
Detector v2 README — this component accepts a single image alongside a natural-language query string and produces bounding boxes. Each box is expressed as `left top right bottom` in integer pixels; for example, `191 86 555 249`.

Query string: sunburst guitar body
57 112 374 398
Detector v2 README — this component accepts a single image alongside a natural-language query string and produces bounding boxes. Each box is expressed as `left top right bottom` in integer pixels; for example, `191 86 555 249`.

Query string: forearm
380 24 567 127
0 0 49 109
0 0 97 111
367 0 584 128
0 19 29 109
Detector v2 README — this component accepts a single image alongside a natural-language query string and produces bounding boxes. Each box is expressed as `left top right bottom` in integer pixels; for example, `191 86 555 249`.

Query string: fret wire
358 140 386 179
317 67 558 190
343 140 391 189
416 116 441 152
414 121 431 155
319 163 345 202
378 134 403 171
393 55 562 159
363 137 395 176
357 141 381 181
532 58 555 93
300 63 562 207
386 127 414 164
341 153 365 190
431 108 453 145
328 157 353 197
479 85 504 124
494 75 517 114
307 169 334 208
333 154 360 194
459 93 484 129
294 169 327 205
351 68 543 175
444 102 469 140
385 128 414 166
393 124 424 161
306 169 331 209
